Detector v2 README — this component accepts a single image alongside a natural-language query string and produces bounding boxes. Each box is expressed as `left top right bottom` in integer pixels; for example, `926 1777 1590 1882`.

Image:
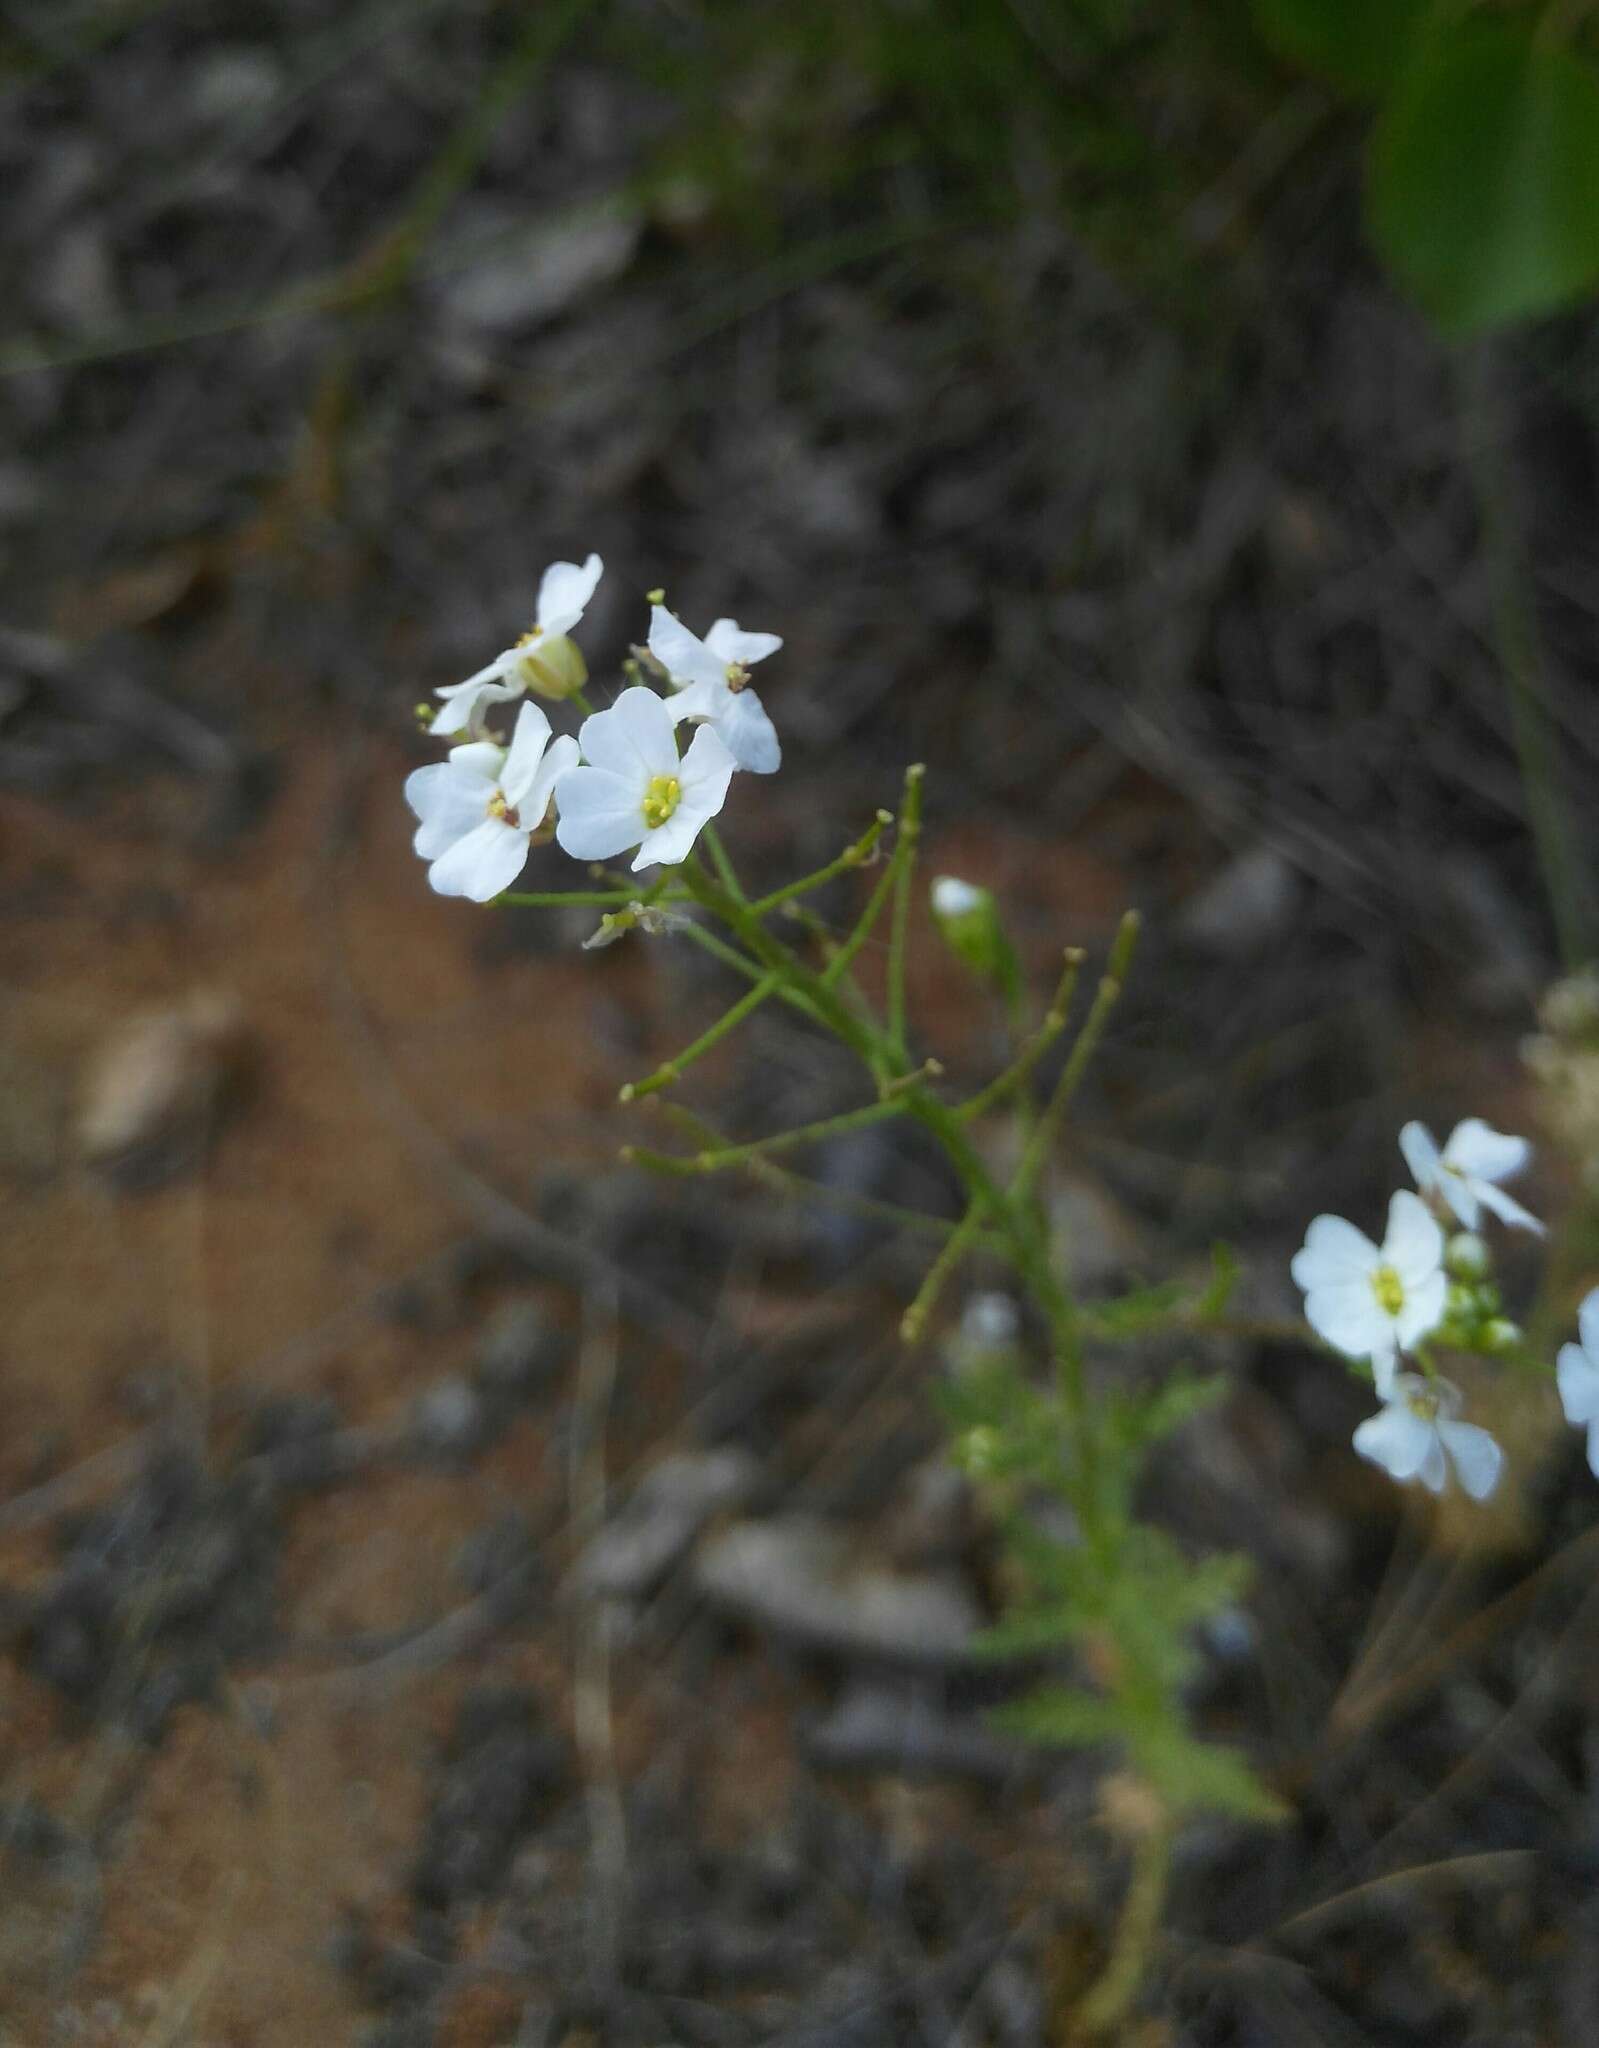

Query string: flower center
1370 1263 1406 1316
641 774 681 829
1404 1385 1442 1422
487 789 521 829
723 660 749 695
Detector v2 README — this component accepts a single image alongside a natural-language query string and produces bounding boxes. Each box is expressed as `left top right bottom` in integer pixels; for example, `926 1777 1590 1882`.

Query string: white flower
1291 1190 1447 1394
432 554 603 737
932 876 984 917
555 685 735 873
647 604 781 774
1353 1373 1503 1499
405 702 577 901
1399 1117 1543 1234
1556 1287 1599 1478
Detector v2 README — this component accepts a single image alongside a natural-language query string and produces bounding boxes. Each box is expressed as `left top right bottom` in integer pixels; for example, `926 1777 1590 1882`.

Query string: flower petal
1416 1434 1449 1493
1556 1341 1599 1426
705 618 782 666
500 701 553 807
1393 1267 1446 1351
521 733 579 831
554 767 645 861
1587 1421 1599 1484
535 553 602 638
1291 1214 1378 1292
1399 1121 1441 1188
648 606 726 694
1382 1190 1443 1288
578 686 678 781
1580 1286 1599 1364
1443 1118 1529 1184
714 686 781 773
432 656 521 734
677 722 737 809
1353 1404 1435 1481
406 763 490 860
1437 1175 1480 1231
1304 1280 1391 1360
427 817 529 901
1438 1420 1503 1501
1473 1179 1544 1235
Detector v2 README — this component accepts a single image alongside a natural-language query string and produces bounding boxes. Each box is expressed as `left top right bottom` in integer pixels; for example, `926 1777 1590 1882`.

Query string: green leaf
992 1684 1124 1747
1368 24 1599 333
1135 1724 1287 1822
1195 1241 1240 1321
1251 0 1431 96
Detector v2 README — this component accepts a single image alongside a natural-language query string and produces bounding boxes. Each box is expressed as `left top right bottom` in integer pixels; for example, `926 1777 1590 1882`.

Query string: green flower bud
519 632 588 701
1481 1317 1522 1354
1445 1231 1491 1282
930 876 1020 1006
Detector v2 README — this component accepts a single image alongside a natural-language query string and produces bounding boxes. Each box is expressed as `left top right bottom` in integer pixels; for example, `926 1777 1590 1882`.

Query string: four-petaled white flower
433 554 603 738
405 702 578 901
1399 1117 1543 1235
1291 1191 1446 1395
647 604 782 774
555 686 735 872
1353 1372 1503 1499
1556 1287 1599 1478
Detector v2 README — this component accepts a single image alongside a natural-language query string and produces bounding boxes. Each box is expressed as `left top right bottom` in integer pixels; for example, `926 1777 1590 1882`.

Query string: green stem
498 888 648 907
623 1091 909 1176
886 765 925 1059
655 1102 1007 1249
747 810 894 916
620 969 785 1100
1075 1818 1173 2037
1013 912 1140 1205
900 1194 992 1343
701 822 745 903
957 949 1086 1121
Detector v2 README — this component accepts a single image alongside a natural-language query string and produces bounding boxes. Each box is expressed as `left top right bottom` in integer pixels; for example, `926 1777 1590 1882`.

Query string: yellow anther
724 660 750 694
486 790 520 828
641 774 681 828
1370 1263 1405 1316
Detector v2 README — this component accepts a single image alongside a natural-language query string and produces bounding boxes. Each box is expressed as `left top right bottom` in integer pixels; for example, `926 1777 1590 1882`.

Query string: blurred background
3 2 1599 2041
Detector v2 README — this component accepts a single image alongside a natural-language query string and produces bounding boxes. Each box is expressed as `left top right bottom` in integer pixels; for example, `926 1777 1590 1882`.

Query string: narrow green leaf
1368 25 1599 333
992 1684 1124 1747
1251 0 1431 96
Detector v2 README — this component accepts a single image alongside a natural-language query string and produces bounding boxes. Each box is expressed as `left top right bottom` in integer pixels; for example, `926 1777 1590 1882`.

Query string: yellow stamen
641 774 681 829
724 660 750 694
487 790 521 828
1370 1263 1405 1316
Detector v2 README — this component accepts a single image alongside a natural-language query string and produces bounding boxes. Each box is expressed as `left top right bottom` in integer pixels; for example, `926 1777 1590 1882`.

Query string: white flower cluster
405 556 783 902
1292 1117 1546 1502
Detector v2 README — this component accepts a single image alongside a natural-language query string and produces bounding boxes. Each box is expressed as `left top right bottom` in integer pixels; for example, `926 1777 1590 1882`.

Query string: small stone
693 1516 983 1667
883 1458 973 1570
805 1680 1017 1782
473 1299 567 1406
1049 1175 1147 1292
571 1446 761 1600
407 1379 488 1464
439 208 641 334
77 992 248 1190
1179 845 1298 959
